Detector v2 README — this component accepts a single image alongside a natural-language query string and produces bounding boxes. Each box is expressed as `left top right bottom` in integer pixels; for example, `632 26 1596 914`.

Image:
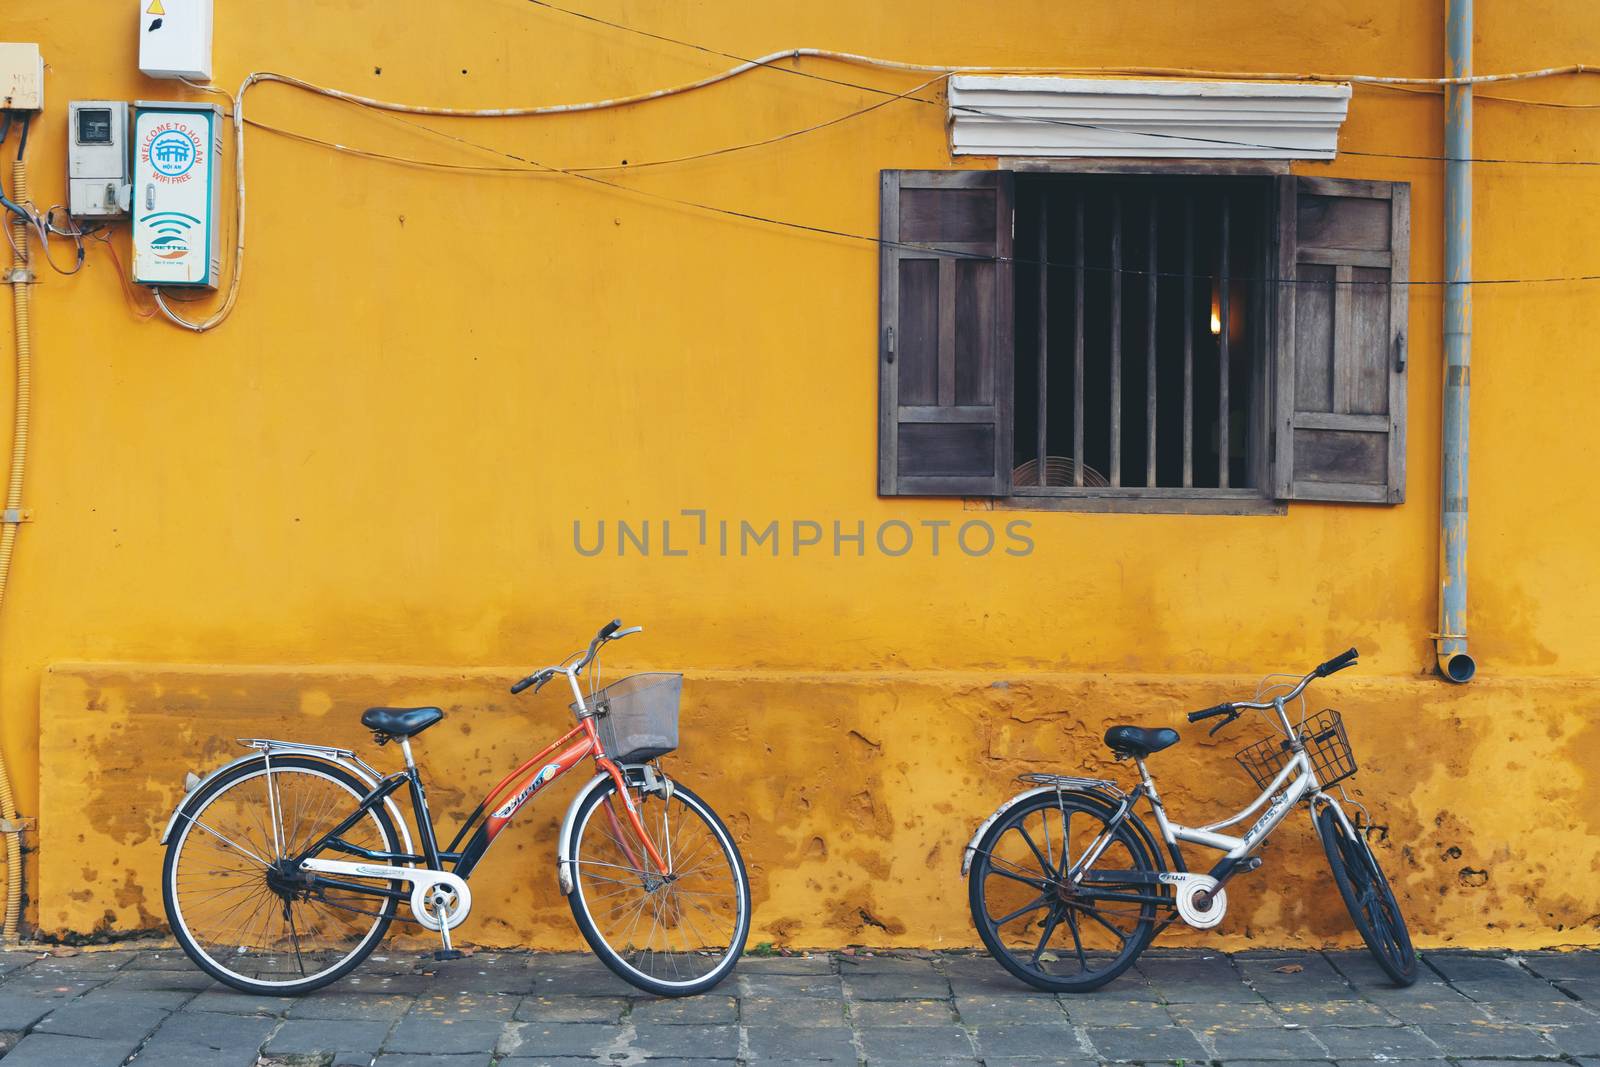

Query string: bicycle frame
280 666 671 921
1070 692 1344 911
1128 746 1317 882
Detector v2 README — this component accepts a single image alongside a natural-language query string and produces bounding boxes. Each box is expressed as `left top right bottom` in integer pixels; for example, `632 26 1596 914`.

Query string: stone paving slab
0 944 1593 1064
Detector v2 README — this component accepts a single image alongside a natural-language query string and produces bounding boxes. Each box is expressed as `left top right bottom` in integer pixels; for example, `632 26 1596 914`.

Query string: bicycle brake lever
1208 711 1241 737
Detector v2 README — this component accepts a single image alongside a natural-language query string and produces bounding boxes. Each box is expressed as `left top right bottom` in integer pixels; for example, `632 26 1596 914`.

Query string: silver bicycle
964 648 1416 992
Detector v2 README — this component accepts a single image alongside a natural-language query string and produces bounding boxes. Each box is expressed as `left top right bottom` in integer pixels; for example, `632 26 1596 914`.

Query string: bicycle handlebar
510 619 639 695
1187 702 1235 723
584 619 622 666
509 668 552 695
1314 647 1360 677
1185 647 1360 725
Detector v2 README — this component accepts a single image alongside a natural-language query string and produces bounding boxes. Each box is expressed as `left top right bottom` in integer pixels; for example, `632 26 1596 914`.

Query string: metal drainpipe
1438 0 1477 683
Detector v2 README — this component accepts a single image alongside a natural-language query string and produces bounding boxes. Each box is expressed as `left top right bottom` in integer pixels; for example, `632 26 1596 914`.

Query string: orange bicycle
160 619 750 996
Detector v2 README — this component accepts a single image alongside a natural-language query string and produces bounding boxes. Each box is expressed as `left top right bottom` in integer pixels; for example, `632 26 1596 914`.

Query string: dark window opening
1013 175 1270 493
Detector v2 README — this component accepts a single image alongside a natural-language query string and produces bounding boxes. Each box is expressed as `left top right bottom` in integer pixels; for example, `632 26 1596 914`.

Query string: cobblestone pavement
0 946 1596 1066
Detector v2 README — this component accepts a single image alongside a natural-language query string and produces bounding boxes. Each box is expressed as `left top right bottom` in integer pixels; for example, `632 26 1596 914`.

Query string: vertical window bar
1037 197 1049 487
1110 190 1122 488
1073 195 1085 487
1183 195 1194 489
1146 196 1158 488
1218 197 1231 489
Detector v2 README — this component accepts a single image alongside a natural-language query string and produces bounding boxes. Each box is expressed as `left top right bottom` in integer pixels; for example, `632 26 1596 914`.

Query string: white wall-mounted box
132 101 222 288
69 101 133 219
0 43 45 110
138 0 212 82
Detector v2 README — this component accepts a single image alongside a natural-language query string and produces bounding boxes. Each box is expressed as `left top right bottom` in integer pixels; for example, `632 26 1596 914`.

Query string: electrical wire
522 1 1600 168
0 118 83 272
0 114 32 222
146 32 1600 329
148 79 245 332
23 209 85 276
1367 81 1600 109
89 231 158 319
247 73 944 175
257 94 1600 289
521 0 1600 89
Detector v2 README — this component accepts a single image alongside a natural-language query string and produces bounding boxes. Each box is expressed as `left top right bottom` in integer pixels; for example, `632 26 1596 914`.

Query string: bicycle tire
968 791 1159 993
162 755 400 995
1315 803 1417 986
567 776 750 997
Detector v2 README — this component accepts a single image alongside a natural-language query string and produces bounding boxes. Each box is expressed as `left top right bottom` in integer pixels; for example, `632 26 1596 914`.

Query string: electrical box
138 0 213 82
0 43 44 111
68 102 133 219
132 101 222 288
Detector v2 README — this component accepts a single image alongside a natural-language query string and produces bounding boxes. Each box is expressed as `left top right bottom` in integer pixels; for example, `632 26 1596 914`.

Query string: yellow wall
5 0 1600 948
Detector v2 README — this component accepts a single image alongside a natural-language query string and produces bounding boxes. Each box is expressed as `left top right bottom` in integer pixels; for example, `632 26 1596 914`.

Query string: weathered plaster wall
6 0 1600 946
39 666 1600 949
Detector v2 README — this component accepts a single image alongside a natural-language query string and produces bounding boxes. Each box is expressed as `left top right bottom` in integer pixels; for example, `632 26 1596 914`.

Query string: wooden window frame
876 162 1408 515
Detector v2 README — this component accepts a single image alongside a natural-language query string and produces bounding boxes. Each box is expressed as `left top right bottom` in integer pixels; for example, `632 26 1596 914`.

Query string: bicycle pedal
433 949 465 961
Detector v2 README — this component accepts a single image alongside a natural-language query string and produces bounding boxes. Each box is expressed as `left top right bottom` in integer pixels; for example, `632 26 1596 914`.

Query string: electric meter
68 101 132 219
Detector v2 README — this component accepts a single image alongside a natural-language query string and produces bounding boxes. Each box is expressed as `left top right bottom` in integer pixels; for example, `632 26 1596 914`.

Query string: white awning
947 76 1353 160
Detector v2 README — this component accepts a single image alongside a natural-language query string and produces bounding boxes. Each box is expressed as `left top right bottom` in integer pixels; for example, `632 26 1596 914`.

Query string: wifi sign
133 104 220 289
140 211 200 261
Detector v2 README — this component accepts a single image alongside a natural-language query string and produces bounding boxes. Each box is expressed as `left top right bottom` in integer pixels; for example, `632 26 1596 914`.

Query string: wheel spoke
1014 824 1056 880
1069 900 1133 944
1029 909 1063 966
573 784 745 991
168 763 394 991
984 855 1053 891
991 894 1049 928
1063 905 1089 968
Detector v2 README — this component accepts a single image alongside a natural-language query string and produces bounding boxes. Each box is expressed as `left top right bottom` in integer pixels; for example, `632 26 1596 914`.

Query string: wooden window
877 170 1409 511
878 171 1014 496
1274 176 1410 503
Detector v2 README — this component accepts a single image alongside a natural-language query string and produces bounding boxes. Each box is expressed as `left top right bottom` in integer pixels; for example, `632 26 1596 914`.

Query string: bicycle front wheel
567 776 750 997
162 755 400 995
1315 803 1417 986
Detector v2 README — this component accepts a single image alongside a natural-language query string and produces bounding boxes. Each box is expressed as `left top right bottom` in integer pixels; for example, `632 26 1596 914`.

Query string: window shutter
1272 177 1409 503
879 171 1014 496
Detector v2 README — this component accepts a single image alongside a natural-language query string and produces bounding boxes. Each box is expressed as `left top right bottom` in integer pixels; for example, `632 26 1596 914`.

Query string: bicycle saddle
361 706 444 738
1103 725 1180 758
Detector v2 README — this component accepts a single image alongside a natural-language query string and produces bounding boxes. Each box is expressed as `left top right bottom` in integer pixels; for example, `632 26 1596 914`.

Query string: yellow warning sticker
147 0 165 14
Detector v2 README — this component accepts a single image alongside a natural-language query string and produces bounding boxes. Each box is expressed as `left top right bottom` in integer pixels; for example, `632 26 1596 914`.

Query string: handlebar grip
1187 702 1235 723
599 619 621 640
1315 647 1359 677
510 674 537 695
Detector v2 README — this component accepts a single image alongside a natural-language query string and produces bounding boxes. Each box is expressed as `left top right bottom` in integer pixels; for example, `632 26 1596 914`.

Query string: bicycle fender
960 783 1169 878
555 766 662 895
158 750 416 858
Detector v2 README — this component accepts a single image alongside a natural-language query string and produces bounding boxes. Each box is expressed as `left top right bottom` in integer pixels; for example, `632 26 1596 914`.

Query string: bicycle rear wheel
1315 803 1417 986
162 755 400 995
567 776 750 997
968 791 1158 993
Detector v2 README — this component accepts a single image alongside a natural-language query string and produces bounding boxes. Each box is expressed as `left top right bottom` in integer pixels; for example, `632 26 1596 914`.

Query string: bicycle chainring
1166 873 1228 929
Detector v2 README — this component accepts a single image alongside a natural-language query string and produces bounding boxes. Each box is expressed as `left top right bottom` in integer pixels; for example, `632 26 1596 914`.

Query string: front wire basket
1234 709 1356 791
573 672 683 764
